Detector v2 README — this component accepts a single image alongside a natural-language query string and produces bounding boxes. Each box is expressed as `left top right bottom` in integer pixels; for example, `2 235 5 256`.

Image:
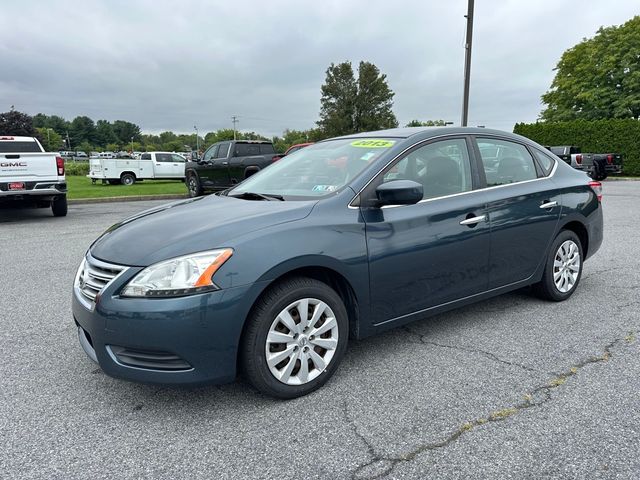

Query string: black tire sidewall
51 195 67 217
121 174 135 185
542 230 583 301
187 174 200 197
243 278 349 399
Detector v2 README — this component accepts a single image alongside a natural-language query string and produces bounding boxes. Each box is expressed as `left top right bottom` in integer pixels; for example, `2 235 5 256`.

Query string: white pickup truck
88 151 186 185
0 136 67 216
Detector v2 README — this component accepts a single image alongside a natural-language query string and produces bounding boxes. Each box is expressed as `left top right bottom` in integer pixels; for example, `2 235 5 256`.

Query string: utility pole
461 0 475 127
66 131 71 151
194 125 199 154
231 115 239 140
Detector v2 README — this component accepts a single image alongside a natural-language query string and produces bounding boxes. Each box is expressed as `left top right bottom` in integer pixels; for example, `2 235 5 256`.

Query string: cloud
0 0 637 135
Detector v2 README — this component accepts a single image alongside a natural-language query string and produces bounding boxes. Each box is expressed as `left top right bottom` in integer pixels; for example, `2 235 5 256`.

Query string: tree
354 61 398 131
112 120 142 144
69 116 96 147
318 61 398 137
318 62 358 137
95 120 117 148
405 119 447 127
0 109 36 136
35 127 63 151
541 16 640 121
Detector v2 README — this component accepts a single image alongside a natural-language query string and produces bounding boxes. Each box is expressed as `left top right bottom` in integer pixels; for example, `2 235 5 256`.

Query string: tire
533 230 583 301
241 276 349 399
51 195 68 217
186 173 202 197
120 173 136 186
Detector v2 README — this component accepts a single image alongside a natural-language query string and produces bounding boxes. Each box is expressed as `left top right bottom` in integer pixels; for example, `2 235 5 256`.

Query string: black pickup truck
547 145 623 180
185 140 280 196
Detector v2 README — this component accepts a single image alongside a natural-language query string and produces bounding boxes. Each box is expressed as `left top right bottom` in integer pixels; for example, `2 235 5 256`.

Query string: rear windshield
0 141 42 153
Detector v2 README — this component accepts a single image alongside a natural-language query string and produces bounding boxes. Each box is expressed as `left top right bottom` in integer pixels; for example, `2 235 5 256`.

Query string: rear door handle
539 201 558 209
460 215 487 226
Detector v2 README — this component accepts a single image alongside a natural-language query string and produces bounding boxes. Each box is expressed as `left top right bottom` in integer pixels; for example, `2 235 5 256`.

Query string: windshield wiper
228 191 285 201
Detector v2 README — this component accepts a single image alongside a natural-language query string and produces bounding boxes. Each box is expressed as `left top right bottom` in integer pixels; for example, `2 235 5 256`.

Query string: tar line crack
349 331 636 480
402 326 538 373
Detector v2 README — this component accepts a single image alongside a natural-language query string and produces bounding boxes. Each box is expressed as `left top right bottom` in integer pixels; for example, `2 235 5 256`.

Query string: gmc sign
1 162 27 167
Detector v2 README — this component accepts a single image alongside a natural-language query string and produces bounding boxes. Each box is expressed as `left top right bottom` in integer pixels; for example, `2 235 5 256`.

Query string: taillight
575 154 582 165
606 154 613 164
589 181 602 202
56 156 65 176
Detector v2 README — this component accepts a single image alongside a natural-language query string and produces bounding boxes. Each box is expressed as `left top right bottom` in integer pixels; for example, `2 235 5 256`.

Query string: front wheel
186 173 202 197
241 277 349 399
533 230 583 301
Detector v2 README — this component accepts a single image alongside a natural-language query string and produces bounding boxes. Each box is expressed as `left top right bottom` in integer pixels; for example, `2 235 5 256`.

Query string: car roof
326 127 538 148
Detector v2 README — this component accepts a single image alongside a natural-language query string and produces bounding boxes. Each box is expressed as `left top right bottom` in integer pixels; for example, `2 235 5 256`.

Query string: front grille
109 345 192 371
77 256 126 304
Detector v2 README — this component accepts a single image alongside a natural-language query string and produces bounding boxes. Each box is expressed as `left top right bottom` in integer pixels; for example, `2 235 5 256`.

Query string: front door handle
460 214 487 226
539 201 558 209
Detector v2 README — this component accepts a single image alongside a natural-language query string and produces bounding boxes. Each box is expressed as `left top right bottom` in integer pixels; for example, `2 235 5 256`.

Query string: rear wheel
533 230 583 301
187 173 202 197
120 173 136 186
241 277 348 399
51 195 68 217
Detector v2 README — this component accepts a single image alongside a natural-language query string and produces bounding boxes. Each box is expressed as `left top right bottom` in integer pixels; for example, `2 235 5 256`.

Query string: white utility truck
0 136 67 216
88 152 186 185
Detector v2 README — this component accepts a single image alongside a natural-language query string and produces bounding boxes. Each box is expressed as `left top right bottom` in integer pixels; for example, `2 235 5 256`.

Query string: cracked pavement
1 181 639 479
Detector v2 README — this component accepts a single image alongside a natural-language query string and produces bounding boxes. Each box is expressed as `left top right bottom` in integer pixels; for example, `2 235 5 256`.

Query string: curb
603 177 639 182
69 194 188 205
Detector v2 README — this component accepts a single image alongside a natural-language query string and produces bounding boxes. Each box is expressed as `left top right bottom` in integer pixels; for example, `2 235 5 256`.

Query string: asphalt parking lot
2 181 639 480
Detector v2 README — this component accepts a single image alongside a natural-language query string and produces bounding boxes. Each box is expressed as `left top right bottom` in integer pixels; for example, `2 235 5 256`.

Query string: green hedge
513 119 640 176
64 161 89 176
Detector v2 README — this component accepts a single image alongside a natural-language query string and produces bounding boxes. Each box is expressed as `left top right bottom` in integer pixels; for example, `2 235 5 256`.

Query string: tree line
0 59 449 155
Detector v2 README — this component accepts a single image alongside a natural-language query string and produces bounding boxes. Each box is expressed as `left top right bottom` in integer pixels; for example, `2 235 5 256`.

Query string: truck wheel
187 173 202 197
244 166 260 179
533 230 583 301
120 173 136 186
241 276 348 399
51 195 68 217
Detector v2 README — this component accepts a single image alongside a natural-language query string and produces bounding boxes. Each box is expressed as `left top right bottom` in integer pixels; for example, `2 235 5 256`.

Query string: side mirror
375 180 423 206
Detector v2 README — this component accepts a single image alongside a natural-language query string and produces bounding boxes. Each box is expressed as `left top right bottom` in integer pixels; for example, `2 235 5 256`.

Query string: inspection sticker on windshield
350 139 395 148
312 185 337 192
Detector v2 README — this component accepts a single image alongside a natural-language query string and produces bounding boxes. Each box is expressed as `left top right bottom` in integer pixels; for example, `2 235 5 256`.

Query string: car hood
90 195 316 266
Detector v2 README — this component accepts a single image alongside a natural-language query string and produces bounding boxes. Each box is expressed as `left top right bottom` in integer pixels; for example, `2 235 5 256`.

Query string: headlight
121 249 233 298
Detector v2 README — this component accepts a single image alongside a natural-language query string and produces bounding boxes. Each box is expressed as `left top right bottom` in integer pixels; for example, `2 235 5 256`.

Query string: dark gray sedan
72 127 603 398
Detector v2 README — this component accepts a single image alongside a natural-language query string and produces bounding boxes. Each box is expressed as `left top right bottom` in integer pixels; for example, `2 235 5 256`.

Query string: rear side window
141 153 151 160
217 143 230 158
0 141 41 153
155 153 172 162
531 148 555 176
476 138 537 186
259 144 275 154
235 144 260 156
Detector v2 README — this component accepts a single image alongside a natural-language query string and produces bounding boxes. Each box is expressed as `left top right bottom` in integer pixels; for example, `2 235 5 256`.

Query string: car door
153 153 174 178
362 137 490 325
170 154 186 178
473 137 562 289
228 143 260 184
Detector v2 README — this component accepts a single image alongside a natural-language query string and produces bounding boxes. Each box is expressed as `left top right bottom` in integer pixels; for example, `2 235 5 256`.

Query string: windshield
229 138 397 199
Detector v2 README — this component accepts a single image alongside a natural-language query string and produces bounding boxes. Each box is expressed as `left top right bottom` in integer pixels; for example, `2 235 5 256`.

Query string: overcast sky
0 0 637 136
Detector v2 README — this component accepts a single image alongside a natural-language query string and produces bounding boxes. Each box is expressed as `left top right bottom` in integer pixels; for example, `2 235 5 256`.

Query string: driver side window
381 138 473 200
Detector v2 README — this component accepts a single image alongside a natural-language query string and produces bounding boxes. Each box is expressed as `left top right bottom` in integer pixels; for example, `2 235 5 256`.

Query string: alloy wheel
553 240 581 293
265 298 339 385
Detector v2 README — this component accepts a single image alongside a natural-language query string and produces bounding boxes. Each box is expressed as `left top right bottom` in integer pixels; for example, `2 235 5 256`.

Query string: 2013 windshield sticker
350 139 395 148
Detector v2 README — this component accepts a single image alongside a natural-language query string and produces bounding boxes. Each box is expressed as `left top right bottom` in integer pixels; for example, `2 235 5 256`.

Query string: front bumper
72 259 264 385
